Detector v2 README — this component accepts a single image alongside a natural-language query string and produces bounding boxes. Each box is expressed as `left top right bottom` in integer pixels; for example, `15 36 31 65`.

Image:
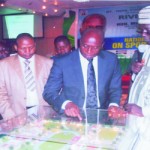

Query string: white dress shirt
62 51 118 109
79 52 100 109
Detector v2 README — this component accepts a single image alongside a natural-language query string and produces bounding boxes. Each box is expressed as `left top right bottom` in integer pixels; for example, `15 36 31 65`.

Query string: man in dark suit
80 13 106 35
43 28 125 120
78 13 106 48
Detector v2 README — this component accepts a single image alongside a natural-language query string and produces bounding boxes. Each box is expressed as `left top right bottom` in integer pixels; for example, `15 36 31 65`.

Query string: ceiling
1 0 150 16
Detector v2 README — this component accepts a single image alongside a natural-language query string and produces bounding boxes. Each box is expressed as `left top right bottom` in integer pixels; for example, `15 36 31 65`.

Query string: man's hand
14 113 27 128
65 102 82 121
108 106 127 119
131 61 144 74
0 119 14 132
124 103 144 117
0 113 27 132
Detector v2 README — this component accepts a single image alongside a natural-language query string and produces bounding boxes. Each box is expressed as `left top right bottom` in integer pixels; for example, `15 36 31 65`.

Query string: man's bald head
80 14 106 35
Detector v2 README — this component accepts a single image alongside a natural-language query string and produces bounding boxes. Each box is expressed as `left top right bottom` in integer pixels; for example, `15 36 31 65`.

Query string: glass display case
0 106 128 150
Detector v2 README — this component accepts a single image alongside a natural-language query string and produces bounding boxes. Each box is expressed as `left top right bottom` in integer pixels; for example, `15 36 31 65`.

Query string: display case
0 106 128 150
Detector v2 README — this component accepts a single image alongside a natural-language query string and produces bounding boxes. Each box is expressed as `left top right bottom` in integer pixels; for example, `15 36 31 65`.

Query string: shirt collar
79 50 98 62
18 55 35 63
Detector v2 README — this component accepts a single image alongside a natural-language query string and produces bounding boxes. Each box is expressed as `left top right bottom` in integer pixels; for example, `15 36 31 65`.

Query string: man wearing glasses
130 6 150 80
77 14 106 48
122 6 150 149
80 13 106 35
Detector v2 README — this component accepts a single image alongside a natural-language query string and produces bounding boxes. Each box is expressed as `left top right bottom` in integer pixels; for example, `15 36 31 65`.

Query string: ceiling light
45 13 48 16
0 3 4 6
54 9 58 13
54 1 58 5
42 5 46 9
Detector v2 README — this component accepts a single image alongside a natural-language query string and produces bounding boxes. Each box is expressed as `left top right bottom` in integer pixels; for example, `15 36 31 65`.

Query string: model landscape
0 118 125 149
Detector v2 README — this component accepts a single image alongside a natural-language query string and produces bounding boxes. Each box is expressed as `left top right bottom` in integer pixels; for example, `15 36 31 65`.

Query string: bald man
43 28 124 120
78 13 106 48
80 14 106 35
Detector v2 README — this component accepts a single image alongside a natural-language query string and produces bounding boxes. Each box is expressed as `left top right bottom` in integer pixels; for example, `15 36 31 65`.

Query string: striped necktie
86 59 97 108
24 59 36 91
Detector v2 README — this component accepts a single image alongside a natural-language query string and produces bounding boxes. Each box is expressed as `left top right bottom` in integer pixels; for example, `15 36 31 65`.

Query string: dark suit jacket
43 50 122 112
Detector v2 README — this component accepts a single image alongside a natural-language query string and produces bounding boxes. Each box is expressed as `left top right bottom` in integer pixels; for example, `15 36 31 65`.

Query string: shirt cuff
61 100 72 110
109 103 119 107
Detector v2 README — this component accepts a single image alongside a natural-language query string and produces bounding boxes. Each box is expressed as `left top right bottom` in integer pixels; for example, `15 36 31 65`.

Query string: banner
104 37 146 50
78 4 150 50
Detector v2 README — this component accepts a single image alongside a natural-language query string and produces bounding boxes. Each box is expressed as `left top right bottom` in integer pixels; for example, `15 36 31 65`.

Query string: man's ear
101 42 104 49
14 44 18 51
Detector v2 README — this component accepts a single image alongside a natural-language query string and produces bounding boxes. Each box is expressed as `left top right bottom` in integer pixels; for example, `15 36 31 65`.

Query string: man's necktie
86 59 97 108
24 59 36 91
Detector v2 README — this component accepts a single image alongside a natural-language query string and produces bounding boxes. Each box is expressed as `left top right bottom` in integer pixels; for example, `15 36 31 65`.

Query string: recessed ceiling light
42 5 46 9
0 3 4 7
45 13 48 16
54 9 58 13
54 1 58 5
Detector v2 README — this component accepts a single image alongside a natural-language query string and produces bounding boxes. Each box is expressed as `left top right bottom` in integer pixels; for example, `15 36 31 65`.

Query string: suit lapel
7 55 26 97
98 53 105 91
72 50 84 85
34 55 42 80
71 50 85 107
11 55 24 82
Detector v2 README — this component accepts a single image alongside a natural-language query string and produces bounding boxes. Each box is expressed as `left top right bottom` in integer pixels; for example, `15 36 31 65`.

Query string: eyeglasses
81 43 101 50
137 28 150 35
87 25 105 30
